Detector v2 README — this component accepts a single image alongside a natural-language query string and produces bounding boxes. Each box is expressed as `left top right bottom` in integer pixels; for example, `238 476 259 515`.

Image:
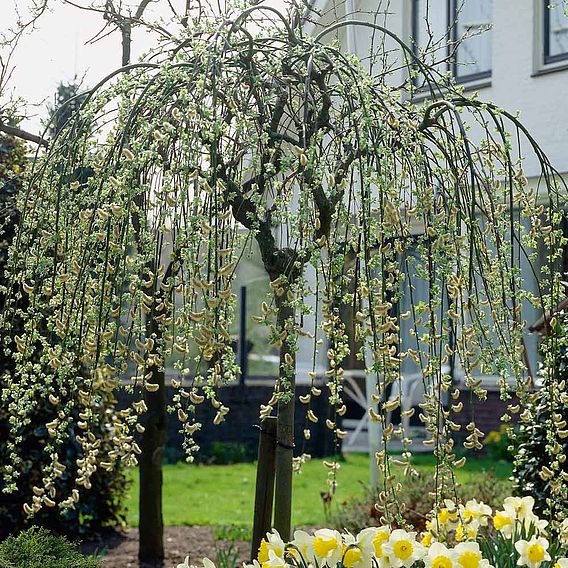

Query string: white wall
307 0 568 178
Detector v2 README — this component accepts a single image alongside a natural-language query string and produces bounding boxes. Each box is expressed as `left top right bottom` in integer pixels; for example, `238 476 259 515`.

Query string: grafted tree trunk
273 296 295 541
139 313 167 565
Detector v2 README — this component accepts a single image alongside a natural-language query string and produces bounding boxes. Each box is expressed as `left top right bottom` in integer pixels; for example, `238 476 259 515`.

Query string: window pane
546 2 568 60
454 0 493 79
413 0 450 75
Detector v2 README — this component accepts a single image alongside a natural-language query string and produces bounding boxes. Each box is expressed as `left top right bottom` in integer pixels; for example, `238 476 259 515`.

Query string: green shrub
483 425 516 462
207 442 251 465
0 133 130 539
512 312 568 538
0 526 101 568
330 470 510 534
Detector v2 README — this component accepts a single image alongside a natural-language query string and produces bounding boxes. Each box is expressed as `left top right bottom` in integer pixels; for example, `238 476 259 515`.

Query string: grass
125 453 512 528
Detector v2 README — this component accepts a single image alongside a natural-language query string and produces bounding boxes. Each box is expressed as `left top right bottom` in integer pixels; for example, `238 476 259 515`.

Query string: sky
2 0 287 133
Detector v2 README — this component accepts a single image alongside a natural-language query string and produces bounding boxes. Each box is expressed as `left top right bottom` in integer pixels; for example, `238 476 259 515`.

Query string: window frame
450 0 493 83
543 0 568 65
411 0 493 84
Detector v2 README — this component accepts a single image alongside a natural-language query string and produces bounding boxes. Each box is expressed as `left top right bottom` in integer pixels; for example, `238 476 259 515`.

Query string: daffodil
435 500 459 531
341 533 372 568
357 526 391 559
312 529 343 566
288 530 314 563
264 551 288 568
560 519 568 546
382 529 426 568
515 536 551 568
423 542 457 568
421 531 434 547
493 509 516 537
454 542 493 568
504 496 534 522
455 522 478 542
459 499 492 528
554 559 568 568
258 530 286 564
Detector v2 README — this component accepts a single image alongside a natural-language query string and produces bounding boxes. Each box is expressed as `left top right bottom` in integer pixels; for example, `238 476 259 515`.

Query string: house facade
296 0 568 452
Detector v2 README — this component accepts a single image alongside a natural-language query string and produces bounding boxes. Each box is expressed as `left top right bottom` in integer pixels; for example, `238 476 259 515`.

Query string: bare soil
82 526 249 568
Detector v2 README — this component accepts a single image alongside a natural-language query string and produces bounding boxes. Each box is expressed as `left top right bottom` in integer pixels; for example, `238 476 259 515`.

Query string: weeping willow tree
1 0 567 563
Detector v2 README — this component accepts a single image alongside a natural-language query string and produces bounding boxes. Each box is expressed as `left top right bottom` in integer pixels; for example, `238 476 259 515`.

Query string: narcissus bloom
258 530 286 564
493 509 515 537
454 542 493 568
341 533 372 568
262 550 288 568
312 529 343 566
357 526 391 559
504 496 534 521
288 530 314 563
423 542 456 568
382 529 426 568
436 499 459 530
515 536 551 568
554 560 568 568
459 499 492 528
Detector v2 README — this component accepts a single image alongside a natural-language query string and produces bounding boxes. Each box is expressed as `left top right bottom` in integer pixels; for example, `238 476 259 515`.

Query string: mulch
81 526 250 568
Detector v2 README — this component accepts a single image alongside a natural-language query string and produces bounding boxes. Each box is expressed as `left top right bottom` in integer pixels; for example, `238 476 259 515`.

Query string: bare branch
0 120 49 147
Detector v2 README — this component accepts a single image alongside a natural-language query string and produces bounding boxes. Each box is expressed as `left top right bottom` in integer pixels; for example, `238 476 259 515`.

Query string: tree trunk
121 22 132 67
273 297 295 541
138 317 167 565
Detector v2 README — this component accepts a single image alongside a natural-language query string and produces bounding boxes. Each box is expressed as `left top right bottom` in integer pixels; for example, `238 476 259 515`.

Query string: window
412 0 493 83
544 1 568 64
452 0 493 80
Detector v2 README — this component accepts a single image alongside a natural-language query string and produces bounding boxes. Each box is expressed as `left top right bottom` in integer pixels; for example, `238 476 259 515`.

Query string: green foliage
214 525 252 542
0 526 101 568
512 312 568 539
0 133 130 539
483 425 516 462
215 543 241 568
330 470 510 534
206 442 252 465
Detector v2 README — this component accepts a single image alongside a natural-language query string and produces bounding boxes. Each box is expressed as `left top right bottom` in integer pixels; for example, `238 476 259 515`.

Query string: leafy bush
512 312 568 538
0 133 130 539
483 425 516 462
0 526 101 568
207 442 251 465
330 470 510 533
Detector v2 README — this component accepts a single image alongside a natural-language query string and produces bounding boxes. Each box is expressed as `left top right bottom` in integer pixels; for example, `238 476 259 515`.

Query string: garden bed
81 526 249 568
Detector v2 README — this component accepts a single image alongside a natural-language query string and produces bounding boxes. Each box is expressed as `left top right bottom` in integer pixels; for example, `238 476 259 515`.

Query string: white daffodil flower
454 541 493 568
515 536 551 568
459 499 492 528
493 508 516 537
504 496 535 521
312 528 343 566
289 530 315 564
422 541 457 568
258 530 286 564
357 526 391 560
341 532 373 568
382 529 426 568
262 550 288 568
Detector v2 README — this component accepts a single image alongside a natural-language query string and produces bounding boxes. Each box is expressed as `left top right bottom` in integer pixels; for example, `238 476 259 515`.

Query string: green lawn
125 453 512 527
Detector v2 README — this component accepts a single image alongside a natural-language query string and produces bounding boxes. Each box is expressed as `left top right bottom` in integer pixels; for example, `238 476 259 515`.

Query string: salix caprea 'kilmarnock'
0 0 566 535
